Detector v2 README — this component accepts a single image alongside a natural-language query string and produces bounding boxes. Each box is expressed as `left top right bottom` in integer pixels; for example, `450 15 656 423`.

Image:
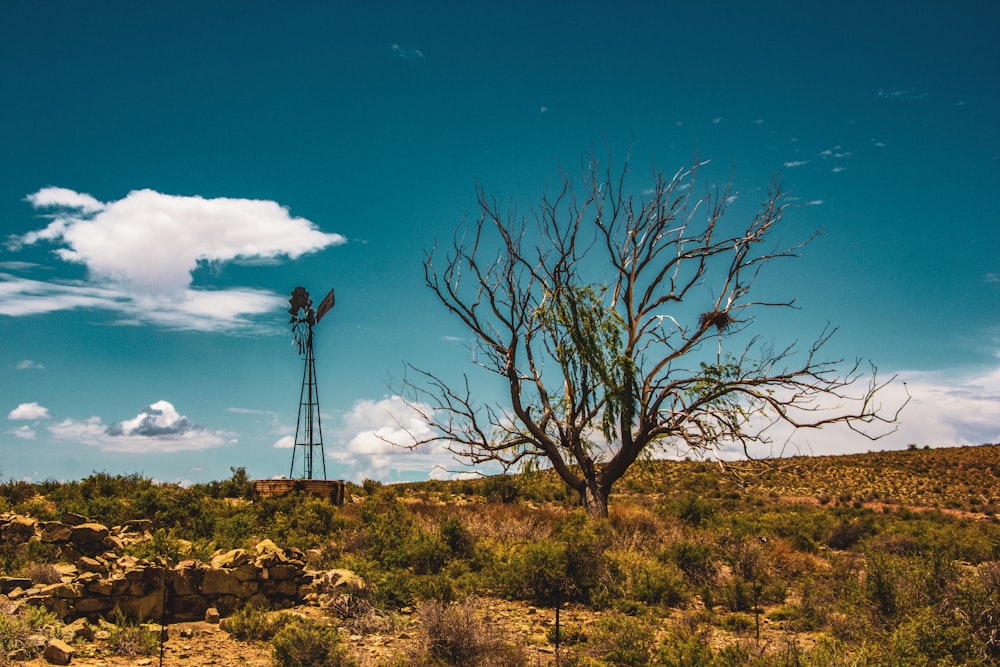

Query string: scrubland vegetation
3 444 1000 666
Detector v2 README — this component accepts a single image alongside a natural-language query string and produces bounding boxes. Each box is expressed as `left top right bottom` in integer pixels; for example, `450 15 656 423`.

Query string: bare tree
403 154 902 518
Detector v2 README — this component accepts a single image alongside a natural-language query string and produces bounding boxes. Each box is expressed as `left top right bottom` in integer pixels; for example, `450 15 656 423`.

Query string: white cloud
4 188 344 332
15 359 44 370
710 361 1000 460
8 402 50 420
10 425 37 439
783 160 810 168
326 396 459 481
47 400 235 453
273 435 295 449
25 187 103 213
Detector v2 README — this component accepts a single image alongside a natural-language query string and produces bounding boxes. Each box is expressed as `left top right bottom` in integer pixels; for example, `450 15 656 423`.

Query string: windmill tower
287 286 336 480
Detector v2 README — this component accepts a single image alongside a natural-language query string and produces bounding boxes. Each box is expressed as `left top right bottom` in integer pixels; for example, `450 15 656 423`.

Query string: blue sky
2 1 998 485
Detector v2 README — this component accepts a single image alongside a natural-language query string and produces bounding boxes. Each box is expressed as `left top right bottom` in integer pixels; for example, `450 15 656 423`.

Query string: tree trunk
582 481 609 518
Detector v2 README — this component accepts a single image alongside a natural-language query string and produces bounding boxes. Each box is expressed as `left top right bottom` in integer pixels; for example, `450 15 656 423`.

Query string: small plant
270 617 357 667
412 597 526 667
105 609 160 658
0 604 56 663
582 613 657 666
223 605 296 642
22 562 61 585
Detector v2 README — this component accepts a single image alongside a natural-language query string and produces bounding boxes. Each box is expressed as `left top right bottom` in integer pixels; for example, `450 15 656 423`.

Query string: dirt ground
19 600 565 667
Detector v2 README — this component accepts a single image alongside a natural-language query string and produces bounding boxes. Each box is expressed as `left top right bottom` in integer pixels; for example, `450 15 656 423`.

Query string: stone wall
0 513 359 623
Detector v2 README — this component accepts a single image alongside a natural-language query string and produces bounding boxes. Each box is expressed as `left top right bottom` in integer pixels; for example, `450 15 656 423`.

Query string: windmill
287 286 336 480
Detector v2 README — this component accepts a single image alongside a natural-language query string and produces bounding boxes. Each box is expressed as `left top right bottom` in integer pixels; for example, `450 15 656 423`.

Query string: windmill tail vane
287 286 335 480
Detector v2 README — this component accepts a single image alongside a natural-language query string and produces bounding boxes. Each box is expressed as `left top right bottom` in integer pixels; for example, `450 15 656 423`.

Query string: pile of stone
0 512 359 625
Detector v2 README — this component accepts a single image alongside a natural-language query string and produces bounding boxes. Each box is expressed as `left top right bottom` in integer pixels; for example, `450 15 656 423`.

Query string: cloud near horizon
2 187 345 332
324 396 465 482
7 401 50 420
47 400 235 453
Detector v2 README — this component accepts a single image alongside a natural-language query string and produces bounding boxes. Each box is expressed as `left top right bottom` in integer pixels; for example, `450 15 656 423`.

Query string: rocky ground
16 599 572 666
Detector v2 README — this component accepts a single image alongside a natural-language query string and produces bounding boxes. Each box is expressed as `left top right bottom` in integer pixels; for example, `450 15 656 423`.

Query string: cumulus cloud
8 402 50 420
273 435 295 449
10 425 37 439
783 160 810 168
708 361 1000 461
3 188 344 332
326 396 459 482
47 400 235 453
15 359 44 370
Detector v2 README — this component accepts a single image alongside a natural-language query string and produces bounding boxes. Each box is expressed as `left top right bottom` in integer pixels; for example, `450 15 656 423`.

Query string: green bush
666 540 717 585
270 617 357 667
412 597 526 667
630 558 687 607
106 609 161 658
493 538 573 606
222 606 297 642
583 613 657 667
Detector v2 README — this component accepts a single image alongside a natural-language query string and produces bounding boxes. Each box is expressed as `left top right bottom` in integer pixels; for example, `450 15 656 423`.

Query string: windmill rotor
287 285 335 481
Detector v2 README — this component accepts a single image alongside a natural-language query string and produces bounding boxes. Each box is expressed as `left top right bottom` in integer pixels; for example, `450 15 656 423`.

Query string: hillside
2 444 1000 666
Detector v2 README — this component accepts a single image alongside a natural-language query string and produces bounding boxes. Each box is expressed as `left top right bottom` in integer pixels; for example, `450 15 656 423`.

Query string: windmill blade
315 288 336 324
289 286 312 317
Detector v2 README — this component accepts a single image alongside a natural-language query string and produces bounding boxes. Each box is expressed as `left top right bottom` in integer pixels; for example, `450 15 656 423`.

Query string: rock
53 563 78 578
39 582 81 599
70 523 110 554
63 617 94 642
43 638 74 665
122 519 153 534
201 568 242 596
40 522 73 543
172 595 209 621
168 566 204 596
266 564 300 581
72 596 114 613
1 515 36 543
205 607 221 624
118 589 165 621
210 548 249 569
320 569 367 595
0 576 33 594
62 512 90 526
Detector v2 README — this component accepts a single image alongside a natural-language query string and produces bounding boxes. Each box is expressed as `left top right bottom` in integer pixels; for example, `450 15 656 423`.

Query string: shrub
652 620 714 667
271 617 357 667
439 514 475 560
667 540 717 585
412 597 526 666
580 613 657 667
673 493 715 526
719 612 754 634
0 603 62 663
106 610 160 658
482 474 521 504
493 538 573 606
223 606 296 642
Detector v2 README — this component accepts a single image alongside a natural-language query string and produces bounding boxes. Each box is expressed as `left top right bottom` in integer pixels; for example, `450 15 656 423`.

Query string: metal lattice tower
288 286 335 480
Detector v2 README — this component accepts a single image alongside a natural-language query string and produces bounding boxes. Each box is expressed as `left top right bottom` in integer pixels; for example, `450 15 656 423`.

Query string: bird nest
699 310 732 332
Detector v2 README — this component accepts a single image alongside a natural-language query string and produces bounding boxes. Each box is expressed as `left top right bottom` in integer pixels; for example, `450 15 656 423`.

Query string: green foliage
492 538 572 607
222 606 298 642
578 613 657 667
0 604 62 663
106 609 161 658
535 283 638 441
673 493 716 526
411 597 527 667
666 540 718 585
270 617 357 667
628 557 688 607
